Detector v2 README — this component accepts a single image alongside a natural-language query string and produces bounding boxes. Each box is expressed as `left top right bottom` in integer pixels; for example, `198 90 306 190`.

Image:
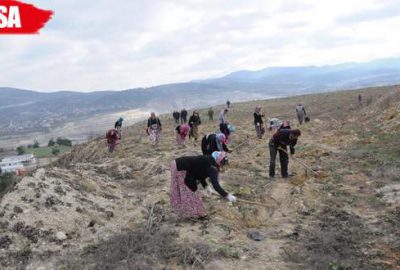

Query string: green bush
56 137 72 147
16 146 25 155
0 173 15 194
33 140 40 148
48 138 55 147
52 147 60 156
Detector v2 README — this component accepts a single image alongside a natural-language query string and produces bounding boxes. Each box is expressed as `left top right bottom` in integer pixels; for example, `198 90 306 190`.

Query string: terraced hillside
0 85 399 269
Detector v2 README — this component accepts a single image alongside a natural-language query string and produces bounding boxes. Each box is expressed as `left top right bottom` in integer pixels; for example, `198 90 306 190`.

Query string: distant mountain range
1 57 400 136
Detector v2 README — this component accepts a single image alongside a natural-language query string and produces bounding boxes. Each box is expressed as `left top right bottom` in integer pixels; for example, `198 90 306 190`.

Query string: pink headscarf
179 124 190 138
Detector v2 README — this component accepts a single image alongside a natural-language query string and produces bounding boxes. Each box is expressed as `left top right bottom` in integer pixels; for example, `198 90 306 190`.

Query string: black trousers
201 136 211 155
269 142 288 177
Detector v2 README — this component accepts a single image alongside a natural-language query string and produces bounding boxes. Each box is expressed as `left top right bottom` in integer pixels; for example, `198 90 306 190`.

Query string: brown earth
0 86 399 269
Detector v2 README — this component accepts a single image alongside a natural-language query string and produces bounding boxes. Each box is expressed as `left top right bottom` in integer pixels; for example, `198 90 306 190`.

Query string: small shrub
33 140 39 148
52 147 60 156
0 173 15 194
56 137 72 147
48 138 55 147
16 146 25 155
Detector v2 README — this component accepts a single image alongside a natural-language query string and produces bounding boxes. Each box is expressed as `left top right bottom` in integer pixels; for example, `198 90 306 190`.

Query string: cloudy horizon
1 0 400 92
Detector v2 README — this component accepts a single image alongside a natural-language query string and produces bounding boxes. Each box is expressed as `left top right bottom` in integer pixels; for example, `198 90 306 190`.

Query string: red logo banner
0 0 53 34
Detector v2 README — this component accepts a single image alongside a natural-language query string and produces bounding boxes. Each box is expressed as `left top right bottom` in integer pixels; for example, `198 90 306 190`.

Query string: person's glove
290 148 295 155
228 150 233 153
206 186 213 196
226 194 237 203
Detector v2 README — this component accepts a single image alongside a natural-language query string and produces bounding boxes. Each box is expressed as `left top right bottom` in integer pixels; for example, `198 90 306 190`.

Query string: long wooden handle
278 147 319 175
212 193 272 207
236 198 272 207
231 135 250 151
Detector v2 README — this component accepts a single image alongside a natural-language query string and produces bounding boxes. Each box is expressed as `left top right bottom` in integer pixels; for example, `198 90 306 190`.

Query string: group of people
171 106 238 219
172 109 188 124
105 101 308 220
171 103 306 219
174 110 203 146
252 104 306 179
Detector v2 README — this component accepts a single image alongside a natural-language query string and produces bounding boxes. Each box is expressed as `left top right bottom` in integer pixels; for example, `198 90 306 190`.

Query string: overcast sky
1 0 400 92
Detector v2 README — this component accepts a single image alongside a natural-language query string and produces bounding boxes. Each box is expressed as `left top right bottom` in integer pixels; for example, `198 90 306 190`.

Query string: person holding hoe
268 129 301 179
170 151 236 219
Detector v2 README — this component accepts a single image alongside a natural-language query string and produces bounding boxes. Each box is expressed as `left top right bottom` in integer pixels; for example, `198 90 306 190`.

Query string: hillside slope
0 86 399 269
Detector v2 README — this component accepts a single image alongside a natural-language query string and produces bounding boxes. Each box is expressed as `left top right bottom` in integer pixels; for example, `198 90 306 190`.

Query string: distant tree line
15 137 72 156
48 137 72 147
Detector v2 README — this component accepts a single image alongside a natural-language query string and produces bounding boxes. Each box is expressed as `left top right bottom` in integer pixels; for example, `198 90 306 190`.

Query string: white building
0 154 36 174
0 161 24 173
2 154 36 165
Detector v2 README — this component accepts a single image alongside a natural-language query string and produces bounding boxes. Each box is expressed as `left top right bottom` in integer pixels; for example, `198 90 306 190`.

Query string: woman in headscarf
219 123 235 143
170 151 237 219
219 108 229 125
146 112 162 147
106 129 120 153
188 110 201 143
254 106 265 139
176 123 191 146
279 120 291 130
201 133 230 155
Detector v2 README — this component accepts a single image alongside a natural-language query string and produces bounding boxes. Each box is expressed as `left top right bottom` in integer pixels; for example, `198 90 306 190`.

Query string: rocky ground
0 86 399 269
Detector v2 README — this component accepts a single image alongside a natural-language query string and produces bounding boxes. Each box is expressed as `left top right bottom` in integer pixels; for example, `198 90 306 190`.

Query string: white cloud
0 0 399 92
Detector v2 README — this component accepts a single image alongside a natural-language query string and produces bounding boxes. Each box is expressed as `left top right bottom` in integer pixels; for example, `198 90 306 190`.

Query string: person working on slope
173 111 180 124
180 108 188 124
188 110 201 144
219 123 235 143
296 104 307 125
106 129 120 153
176 123 190 146
254 106 265 139
146 112 162 147
170 151 236 219
269 129 301 179
201 133 231 155
114 117 124 139
219 108 229 125
208 107 214 121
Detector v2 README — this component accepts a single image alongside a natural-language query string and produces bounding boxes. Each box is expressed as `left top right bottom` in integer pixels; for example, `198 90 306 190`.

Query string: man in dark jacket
173 111 180 124
180 109 188 123
208 108 214 121
114 117 123 139
269 129 301 179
